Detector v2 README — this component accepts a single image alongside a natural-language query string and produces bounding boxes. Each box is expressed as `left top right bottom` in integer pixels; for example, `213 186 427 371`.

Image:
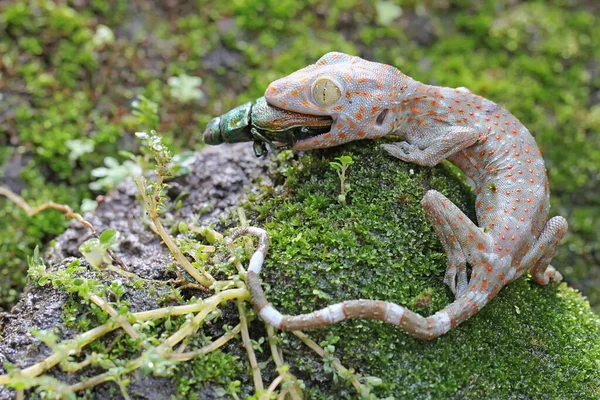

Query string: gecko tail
252 295 484 340
229 227 487 340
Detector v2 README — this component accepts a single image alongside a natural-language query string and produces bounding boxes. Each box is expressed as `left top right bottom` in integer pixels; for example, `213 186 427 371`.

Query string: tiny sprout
329 155 354 206
79 230 120 270
193 226 223 244
178 222 190 234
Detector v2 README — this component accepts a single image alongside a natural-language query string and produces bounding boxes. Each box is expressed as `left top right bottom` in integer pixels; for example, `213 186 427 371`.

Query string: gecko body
232 52 567 339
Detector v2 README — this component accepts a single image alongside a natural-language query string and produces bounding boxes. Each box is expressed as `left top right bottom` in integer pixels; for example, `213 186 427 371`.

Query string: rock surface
0 143 263 399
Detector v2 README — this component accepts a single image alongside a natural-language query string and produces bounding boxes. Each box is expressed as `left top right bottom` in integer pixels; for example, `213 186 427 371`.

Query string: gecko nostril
376 109 389 126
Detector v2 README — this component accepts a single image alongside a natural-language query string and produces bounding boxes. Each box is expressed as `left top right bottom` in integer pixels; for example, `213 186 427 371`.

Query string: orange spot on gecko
357 131 366 137
488 288 499 300
481 279 488 291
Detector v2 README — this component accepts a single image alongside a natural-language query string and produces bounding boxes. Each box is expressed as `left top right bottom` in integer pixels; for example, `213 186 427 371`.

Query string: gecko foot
528 216 568 286
444 262 469 298
543 265 563 284
381 142 415 161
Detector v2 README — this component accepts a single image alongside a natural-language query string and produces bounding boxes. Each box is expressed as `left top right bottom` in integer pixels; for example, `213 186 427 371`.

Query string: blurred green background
0 0 598 312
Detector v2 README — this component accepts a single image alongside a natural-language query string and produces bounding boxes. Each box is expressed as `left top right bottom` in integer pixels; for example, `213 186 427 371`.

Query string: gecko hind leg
527 216 568 285
421 190 490 298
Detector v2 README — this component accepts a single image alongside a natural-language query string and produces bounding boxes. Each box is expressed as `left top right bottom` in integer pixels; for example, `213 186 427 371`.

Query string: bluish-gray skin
203 97 332 157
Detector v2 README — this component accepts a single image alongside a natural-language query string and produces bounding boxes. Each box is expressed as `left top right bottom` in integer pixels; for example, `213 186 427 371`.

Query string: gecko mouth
203 97 333 157
253 97 333 145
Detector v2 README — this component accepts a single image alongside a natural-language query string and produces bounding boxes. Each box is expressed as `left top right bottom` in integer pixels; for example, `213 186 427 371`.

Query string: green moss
173 351 244 398
242 142 600 398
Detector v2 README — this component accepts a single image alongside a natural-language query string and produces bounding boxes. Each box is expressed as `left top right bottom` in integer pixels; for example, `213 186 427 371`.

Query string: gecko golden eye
312 78 341 107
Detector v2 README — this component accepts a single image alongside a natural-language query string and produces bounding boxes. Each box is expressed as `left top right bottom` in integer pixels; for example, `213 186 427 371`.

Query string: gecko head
265 52 403 151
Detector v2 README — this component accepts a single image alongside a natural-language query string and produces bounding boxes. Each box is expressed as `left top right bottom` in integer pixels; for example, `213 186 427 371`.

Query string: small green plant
89 157 142 191
329 155 354 206
167 74 204 103
78 229 120 270
131 95 160 131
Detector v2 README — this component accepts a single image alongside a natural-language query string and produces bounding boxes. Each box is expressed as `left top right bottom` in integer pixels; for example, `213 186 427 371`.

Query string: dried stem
166 324 241 362
88 294 139 340
134 177 214 288
0 289 249 385
292 331 363 394
0 186 128 270
67 288 249 392
236 300 264 393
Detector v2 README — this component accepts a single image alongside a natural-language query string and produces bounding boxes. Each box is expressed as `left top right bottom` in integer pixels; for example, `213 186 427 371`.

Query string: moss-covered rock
1 142 598 398
243 141 600 398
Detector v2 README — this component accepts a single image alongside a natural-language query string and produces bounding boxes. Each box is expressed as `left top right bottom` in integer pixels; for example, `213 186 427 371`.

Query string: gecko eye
312 78 341 107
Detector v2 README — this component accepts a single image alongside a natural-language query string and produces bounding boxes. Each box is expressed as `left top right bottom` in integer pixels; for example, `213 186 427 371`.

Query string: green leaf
99 229 119 247
337 155 354 165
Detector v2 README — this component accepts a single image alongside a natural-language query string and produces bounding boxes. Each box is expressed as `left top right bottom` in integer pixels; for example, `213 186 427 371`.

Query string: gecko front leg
381 127 478 167
382 126 488 297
